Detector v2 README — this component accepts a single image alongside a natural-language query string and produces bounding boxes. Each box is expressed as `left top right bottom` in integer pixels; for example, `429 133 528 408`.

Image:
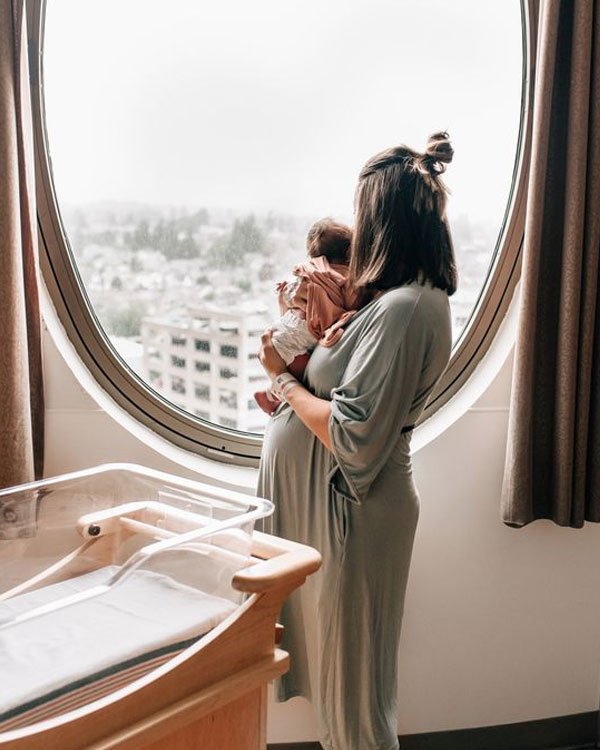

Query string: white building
141 303 272 433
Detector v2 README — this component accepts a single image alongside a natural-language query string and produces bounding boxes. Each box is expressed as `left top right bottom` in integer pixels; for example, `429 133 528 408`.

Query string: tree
258 262 275 281
106 302 147 337
130 254 143 273
175 207 209 233
127 211 206 258
236 215 266 255
209 214 266 268
130 219 151 250
177 232 199 259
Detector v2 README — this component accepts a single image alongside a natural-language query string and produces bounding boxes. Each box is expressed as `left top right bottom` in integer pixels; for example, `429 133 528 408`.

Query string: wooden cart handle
232 531 321 593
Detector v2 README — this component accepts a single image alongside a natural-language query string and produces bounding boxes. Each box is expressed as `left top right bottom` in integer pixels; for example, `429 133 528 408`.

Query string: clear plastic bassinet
0 463 273 731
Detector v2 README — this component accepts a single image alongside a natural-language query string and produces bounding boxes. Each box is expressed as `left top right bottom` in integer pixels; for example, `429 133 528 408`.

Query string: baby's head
306 218 352 265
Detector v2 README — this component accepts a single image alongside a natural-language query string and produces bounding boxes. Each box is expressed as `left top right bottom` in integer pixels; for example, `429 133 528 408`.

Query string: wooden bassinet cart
0 464 321 750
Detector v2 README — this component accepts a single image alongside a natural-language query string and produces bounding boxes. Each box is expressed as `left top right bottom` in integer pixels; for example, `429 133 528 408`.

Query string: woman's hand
259 328 333 450
259 328 287 378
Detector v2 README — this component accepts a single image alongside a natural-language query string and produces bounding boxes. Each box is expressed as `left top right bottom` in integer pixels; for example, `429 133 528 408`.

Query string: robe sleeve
327 294 426 503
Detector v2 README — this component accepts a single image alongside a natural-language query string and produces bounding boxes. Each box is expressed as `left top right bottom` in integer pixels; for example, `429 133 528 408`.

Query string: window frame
27 0 536 466
428 0 536 411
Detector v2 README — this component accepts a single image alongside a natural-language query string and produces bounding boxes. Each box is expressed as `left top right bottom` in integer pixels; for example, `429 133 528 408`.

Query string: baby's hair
307 218 352 264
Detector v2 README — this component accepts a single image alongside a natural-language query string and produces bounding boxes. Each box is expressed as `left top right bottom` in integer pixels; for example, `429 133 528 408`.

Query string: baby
255 218 358 415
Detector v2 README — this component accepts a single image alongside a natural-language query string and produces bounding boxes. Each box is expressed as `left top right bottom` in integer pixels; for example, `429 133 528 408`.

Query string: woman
258 132 457 750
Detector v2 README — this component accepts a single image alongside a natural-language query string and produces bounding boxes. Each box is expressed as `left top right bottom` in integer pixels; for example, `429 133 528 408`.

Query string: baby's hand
275 280 287 293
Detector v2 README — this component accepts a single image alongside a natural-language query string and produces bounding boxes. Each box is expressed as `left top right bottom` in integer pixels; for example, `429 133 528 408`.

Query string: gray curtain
501 0 600 527
0 0 44 489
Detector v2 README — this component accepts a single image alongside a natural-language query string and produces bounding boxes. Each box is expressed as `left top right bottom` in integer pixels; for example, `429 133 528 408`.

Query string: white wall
42 295 600 742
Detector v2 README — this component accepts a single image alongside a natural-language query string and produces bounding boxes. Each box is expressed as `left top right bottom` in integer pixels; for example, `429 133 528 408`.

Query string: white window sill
41 280 519 496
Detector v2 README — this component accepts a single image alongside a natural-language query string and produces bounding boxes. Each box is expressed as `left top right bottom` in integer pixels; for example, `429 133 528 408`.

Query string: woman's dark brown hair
350 131 458 297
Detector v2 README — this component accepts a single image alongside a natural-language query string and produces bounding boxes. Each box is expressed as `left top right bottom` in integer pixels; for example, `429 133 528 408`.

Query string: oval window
42 0 524 438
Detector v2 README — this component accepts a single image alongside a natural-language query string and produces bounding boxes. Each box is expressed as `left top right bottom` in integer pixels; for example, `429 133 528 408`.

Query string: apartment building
141 303 272 433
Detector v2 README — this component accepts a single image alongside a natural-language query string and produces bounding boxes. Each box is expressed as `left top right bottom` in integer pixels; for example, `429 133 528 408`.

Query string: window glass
219 345 239 360
43 0 522 436
195 385 210 401
170 355 186 369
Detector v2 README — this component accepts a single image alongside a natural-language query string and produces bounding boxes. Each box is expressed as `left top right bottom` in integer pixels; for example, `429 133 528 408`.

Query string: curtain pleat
501 0 600 527
0 0 44 488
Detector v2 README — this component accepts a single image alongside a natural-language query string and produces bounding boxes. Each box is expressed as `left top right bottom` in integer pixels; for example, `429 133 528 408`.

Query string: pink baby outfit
255 255 358 416
295 256 358 341
273 255 358 363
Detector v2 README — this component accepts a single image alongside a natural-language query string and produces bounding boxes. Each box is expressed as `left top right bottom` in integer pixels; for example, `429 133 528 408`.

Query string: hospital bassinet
0 463 320 750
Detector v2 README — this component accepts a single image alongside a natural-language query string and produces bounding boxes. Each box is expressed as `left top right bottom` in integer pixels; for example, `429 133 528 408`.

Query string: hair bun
423 131 453 174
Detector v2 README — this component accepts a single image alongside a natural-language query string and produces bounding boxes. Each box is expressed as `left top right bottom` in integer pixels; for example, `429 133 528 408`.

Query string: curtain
0 0 44 489
501 0 600 527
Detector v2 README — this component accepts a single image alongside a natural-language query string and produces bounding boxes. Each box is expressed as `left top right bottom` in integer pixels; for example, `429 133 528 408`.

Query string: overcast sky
44 0 523 225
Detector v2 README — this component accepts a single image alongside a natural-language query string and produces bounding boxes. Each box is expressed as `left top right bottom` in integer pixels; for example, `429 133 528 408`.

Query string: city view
44 0 522 434
61 202 499 433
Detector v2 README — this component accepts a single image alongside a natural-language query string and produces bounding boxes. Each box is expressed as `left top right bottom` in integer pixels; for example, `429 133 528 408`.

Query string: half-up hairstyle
350 131 458 297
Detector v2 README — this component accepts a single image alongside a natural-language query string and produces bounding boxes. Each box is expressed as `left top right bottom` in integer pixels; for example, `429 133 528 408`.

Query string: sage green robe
257 282 452 750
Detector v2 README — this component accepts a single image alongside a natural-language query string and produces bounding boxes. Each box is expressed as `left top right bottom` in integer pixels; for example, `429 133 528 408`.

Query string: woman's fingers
259 328 272 366
261 328 273 344
258 328 286 377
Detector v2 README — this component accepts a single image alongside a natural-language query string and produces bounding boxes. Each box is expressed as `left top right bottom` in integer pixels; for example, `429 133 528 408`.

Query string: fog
44 0 523 223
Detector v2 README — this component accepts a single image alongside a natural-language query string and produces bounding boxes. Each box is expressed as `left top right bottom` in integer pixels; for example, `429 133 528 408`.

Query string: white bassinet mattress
0 566 237 724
